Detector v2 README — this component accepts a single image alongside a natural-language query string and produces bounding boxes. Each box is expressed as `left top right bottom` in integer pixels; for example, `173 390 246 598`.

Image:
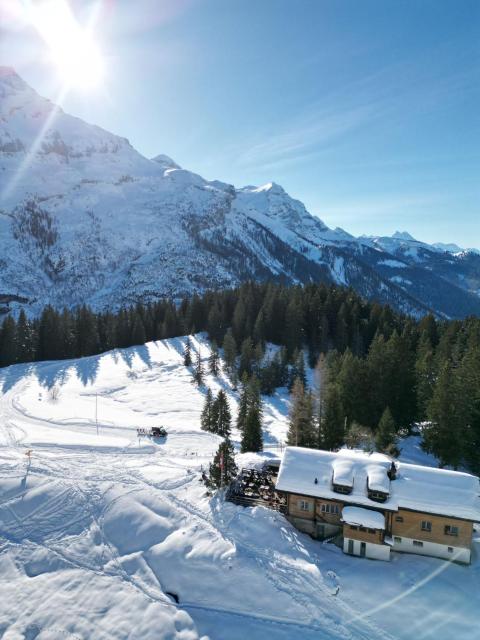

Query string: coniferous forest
0 282 479 473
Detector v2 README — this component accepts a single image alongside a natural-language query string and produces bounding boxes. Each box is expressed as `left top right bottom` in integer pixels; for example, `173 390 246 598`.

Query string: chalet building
275 447 480 564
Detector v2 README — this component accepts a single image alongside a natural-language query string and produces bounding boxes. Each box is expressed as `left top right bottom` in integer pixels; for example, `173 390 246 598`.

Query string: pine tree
201 388 214 432
239 337 254 377
284 295 303 357
211 390 232 437
415 333 435 419
207 304 223 343
424 362 464 468
209 341 220 376
0 316 17 366
376 407 397 453
286 378 316 448
76 305 99 357
16 310 35 363
236 372 250 432
193 349 204 386
222 329 237 377
207 438 238 489
320 383 345 450
131 312 146 345
241 406 263 453
183 337 192 366
240 376 264 452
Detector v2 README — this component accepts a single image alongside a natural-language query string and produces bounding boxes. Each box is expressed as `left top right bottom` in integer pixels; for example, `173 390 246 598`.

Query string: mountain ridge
1 67 479 318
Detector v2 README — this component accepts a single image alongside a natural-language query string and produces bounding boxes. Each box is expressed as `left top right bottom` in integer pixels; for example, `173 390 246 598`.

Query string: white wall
391 536 471 564
343 537 391 561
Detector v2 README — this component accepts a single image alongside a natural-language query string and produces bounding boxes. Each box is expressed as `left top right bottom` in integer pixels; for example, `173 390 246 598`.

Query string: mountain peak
392 231 416 241
151 154 181 170
261 181 285 194
0 66 30 95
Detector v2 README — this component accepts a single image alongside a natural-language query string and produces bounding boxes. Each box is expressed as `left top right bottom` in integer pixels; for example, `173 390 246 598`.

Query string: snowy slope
0 336 479 640
1 66 480 319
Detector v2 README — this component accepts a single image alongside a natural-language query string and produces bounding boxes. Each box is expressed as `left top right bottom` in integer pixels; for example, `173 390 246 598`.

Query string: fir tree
209 341 220 376
286 378 316 448
201 388 214 432
222 329 237 377
376 407 397 453
288 349 306 390
183 337 192 366
193 349 204 386
241 406 263 453
76 305 99 357
424 362 464 468
207 438 238 489
236 372 250 432
240 375 264 452
16 310 35 363
131 312 146 345
239 337 254 377
211 389 232 437
319 383 345 450
0 316 17 366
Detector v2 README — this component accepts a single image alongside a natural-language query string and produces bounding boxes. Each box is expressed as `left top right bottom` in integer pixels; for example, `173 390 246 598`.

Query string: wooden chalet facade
275 447 480 564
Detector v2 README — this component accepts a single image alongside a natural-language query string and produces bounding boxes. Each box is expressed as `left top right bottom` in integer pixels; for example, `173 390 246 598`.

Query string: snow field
0 335 478 639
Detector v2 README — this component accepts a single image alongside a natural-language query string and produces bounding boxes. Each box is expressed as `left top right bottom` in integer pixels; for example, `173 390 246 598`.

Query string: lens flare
28 0 105 90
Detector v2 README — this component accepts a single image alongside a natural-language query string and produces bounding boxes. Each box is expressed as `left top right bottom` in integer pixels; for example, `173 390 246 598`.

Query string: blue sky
3 0 479 246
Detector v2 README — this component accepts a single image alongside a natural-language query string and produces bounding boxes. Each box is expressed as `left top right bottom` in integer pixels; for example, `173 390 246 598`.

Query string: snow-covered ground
0 336 478 639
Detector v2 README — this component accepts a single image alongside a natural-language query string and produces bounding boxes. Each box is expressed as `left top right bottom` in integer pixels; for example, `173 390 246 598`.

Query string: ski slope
0 336 479 639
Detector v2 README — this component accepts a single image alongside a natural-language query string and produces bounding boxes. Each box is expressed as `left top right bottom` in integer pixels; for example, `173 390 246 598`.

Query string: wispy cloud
235 101 380 170
316 193 444 223
229 50 479 173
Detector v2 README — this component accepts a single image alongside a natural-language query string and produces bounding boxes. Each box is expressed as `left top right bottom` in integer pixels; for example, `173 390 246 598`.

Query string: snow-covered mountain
1 66 479 318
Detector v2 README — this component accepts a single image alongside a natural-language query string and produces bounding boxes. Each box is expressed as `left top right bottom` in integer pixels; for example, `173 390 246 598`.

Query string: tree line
1 282 479 472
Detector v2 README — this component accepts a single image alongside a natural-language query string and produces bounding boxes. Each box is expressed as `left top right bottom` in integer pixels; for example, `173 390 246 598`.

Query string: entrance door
347 539 354 554
360 542 366 557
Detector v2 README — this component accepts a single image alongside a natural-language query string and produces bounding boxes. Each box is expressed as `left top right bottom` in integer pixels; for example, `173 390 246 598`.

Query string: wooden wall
283 491 474 551
392 509 473 548
315 498 343 525
287 493 315 520
344 524 383 544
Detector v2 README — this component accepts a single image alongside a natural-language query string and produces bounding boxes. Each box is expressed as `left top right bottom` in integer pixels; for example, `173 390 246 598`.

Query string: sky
1 0 479 246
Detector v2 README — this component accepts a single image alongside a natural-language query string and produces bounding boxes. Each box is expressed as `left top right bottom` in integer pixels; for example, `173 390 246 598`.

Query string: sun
29 0 105 90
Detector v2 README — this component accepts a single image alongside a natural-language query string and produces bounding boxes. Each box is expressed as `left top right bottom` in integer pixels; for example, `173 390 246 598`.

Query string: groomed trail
0 337 479 640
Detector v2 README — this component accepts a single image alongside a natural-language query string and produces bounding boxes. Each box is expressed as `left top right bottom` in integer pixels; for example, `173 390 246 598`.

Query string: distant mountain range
1 67 479 319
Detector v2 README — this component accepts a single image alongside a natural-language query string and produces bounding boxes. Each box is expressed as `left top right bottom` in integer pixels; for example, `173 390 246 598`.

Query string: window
444 525 459 537
448 547 454 553
298 500 310 512
413 540 424 547
368 489 388 503
394 536 402 543
333 484 352 495
350 525 358 530
320 503 340 515
395 516 404 523
421 521 432 532
368 528 376 534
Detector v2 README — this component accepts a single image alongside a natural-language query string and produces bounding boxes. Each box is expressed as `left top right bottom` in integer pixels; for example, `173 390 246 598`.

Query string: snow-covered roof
342 506 385 530
332 458 354 487
275 447 480 522
366 464 390 493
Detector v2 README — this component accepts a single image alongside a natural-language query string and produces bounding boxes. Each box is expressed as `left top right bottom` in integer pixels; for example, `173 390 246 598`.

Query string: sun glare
28 0 105 90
